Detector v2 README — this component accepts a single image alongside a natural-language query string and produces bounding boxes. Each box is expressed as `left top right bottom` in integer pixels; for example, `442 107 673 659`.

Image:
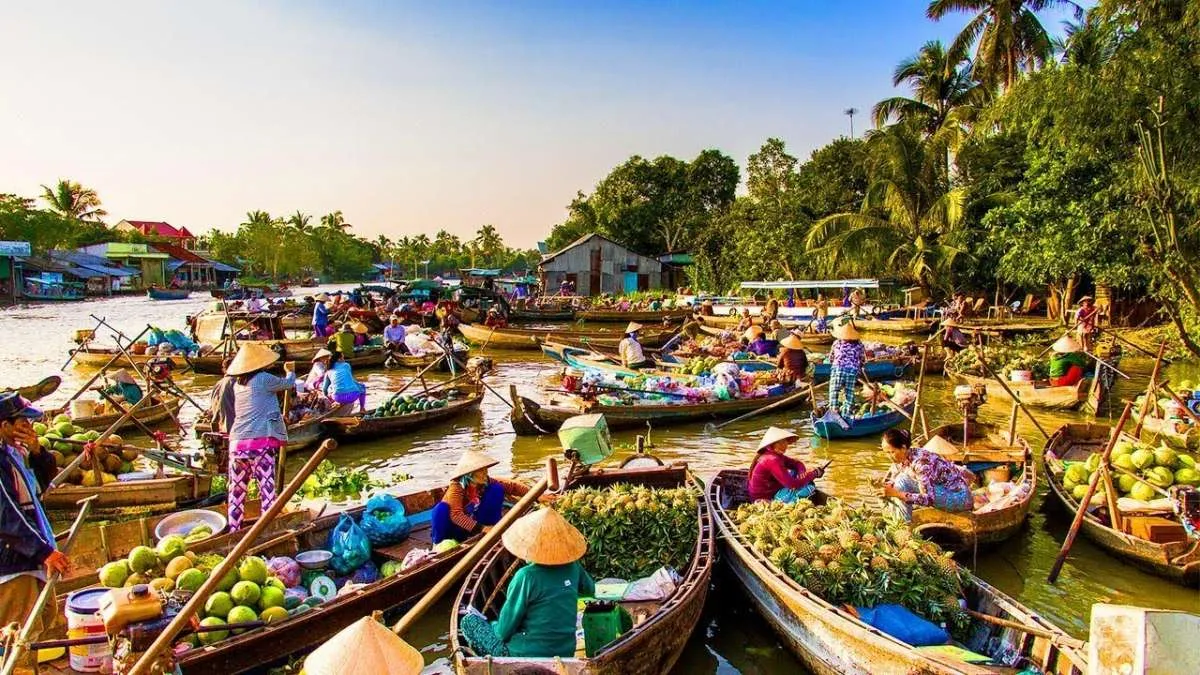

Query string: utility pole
844 107 859 138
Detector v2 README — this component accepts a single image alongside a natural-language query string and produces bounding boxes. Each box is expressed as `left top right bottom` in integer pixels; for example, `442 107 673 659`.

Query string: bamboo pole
392 457 560 636
970 345 1051 440
1133 341 1168 436
1099 464 1123 533
127 439 338 675
49 394 156 488
0 496 96 675
1098 325 1171 362
910 344 929 434
60 326 154 403
1007 401 1019 446
1048 402 1134 583
963 609 1087 650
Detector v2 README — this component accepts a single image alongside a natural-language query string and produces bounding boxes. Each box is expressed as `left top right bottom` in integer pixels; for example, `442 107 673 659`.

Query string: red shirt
747 451 818 502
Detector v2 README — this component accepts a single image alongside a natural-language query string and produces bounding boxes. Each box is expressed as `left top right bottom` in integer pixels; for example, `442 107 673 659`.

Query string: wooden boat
959 319 1059 338
1044 423 1200 585
188 345 387 375
812 360 908 383
451 462 714 675
41 472 213 514
904 422 1036 551
945 364 1103 412
211 284 293 300
511 385 807 434
852 317 937 335
195 404 350 454
68 346 192 369
326 384 484 443
577 307 693 323
279 312 312 331
459 322 675 351
45 395 183 433
511 307 576 321
707 470 1088 675
147 287 192 300
811 401 913 439
546 342 704 380
1134 412 1198 450
697 323 832 346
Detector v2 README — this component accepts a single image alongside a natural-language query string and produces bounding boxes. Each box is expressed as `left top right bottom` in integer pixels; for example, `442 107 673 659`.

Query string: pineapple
792 540 817 561
890 527 912 548
870 555 889 571
898 548 918 565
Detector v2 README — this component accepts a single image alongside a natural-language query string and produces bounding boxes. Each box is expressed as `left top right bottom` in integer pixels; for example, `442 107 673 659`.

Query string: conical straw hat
312 348 333 362
304 615 423 675
502 507 587 565
832 319 860 340
744 325 765 340
757 426 799 451
314 293 330 302
941 318 958 328
625 322 643 334
780 333 804 350
225 343 280 376
110 369 137 385
452 450 498 479
923 435 959 457
352 321 370 334
1052 335 1082 353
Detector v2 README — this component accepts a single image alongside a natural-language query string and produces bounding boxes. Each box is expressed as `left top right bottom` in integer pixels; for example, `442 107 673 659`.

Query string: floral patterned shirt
903 448 971 506
831 339 865 370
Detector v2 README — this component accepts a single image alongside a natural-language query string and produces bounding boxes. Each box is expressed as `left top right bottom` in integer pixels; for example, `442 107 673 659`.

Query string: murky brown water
2 288 1197 673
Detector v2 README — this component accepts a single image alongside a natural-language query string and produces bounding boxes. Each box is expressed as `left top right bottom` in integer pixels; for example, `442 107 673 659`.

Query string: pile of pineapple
733 499 968 632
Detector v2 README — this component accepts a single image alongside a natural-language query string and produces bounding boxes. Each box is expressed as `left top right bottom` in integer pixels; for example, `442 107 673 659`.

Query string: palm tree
242 210 275 228
320 211 351 231
287 211 312 234
40 179 107 222
872 41 984 138
1055 11 1117 68
805 123 967 292
927 0 1082 91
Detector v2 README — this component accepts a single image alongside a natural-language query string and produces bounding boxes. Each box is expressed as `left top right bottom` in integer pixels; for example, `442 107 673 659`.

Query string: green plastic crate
557 414 612 466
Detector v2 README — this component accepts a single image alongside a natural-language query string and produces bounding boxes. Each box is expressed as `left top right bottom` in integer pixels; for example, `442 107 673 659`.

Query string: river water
1 287 1197 673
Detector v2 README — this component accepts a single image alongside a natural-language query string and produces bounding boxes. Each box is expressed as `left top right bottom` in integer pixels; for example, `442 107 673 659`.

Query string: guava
237 556 268 585
1117 474 1138 494
215 566 239 592
1112 454 1136 471
176 568 207 593
1131 449 1156 470
204 592 234 619
1130 481 1156 502
197 617 228 644
1071 484 1089 501
99 561 130 588
226 605 258 634
260 606 288 624
259 585 285 610
165 556 193 580
230 581 261 607
1154 446 1178 469
128 546 158 574
156 535 187 564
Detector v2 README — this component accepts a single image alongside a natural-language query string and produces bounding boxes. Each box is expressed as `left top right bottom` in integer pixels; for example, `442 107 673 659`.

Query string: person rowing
1048 335 1089 387
431 450 533 545
826 318 864 422
775 333 809 384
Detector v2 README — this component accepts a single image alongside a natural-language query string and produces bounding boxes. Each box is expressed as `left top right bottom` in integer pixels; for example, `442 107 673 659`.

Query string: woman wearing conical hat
827 317 864 418
1048 334 1089 387
775 333 809 384
745 325 777 357
305 614 424 675
226 343 296 530
618 322 651 370
431 450 532 545
882 428 974 519
747 427 824 503
458 508 594 658
101 368 143 406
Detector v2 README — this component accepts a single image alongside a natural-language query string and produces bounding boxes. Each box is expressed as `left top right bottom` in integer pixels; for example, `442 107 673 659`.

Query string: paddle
392 458 560 637
969 345 1051 441
1133 341 1169 436
703 386 812 434
127 439 339 675
1048 401 1134 583
0 495 96 675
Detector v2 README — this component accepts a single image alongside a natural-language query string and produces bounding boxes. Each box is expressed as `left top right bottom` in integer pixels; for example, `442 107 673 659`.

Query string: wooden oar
12 376 61 403
1110 464 1172 499
0 496 96 675
1133 341 1169 436
963 609 1087 650
1098 325 1172 362
49 394 156 488
704 387 811 434
59 326 153 402
127 439 338 675
970 345 1051 441
392 458 560 636
909 344 929 434
1048 401 1134 583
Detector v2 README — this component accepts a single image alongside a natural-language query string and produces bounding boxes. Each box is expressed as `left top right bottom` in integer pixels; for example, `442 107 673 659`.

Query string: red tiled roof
124 220 194 239
150 242 207 264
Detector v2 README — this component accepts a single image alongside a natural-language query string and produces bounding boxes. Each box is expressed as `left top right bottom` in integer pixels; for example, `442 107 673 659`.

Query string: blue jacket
312 302 329 330
0 445 56 575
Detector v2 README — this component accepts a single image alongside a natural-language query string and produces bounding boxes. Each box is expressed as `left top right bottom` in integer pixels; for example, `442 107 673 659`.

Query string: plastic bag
854 604 950 647
267 556 302 588
358 494 412 546
350 560 380 585
327 513 371 575
622 567 679 601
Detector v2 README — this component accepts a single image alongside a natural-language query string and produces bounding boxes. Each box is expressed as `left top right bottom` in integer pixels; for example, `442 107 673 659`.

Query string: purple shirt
902 449 971 506
831 339 865 370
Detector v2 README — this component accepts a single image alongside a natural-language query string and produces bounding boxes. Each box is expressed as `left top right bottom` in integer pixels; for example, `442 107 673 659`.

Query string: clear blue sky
0 1 1081 248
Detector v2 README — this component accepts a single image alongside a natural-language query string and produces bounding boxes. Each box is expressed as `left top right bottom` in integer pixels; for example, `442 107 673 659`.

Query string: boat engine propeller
953 384 987 422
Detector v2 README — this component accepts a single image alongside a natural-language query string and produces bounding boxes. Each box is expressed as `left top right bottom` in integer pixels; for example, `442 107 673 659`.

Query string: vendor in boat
432 450 532 545
827 318 864 418
351 320 371 347
734 308 754 332
207 357 237 435
940 318 969 357
849 288 866 317
322 350 367 413
298 349 333 395
763 297 779 321
946 291 967 321
102 368 144 405
484 306 507 328
1074 295 1101 353
1048 335 1089 387
813 294 829 332
312 293 331 337
730 336 754 361
747 426 824 502
648 296 663 311
227 343 296 531
382 316 407 352
881 429 974 517
776 333 809 383
0 393 71 659
768 319 789 342
458 508 594 658
332 322 357 357
699 299 715 317
746 325 778 357
619 322 652 370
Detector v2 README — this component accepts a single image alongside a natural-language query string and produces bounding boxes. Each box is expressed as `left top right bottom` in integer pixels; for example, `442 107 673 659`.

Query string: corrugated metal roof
51 251 139 277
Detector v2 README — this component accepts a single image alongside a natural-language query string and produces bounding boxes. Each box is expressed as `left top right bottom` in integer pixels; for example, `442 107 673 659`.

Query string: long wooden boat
811 401 913 439
186 338 331 374
68 346 192 369
459 322 675 351
904 422 1036 551
195 404 350 454
1134 412 1197 450
959 319 1059 338
547 342 705 381
707 470 1088 675
697 323 832 346
211 285 293 300
41 472 213 513
147 287 192 300
451 462 713 675
325 384 484 443
511 385 806 434
812 360 908 383
279 313 312 331
511 307 576 321
852 317 938 335
1044 423 1200 585
945 364 1102 412
577 307 693 323
45 395 183 433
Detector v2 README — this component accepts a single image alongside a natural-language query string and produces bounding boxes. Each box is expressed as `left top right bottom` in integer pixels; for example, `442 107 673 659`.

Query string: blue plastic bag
855 604 950 647
359 494 412 546
328 513 371 575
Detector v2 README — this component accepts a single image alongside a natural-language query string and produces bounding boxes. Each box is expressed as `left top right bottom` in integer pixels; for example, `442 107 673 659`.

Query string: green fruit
54 421 74 436
38 437 50 450
230 581 261 606
265 577 286 592
237 556 268 584
434 539 460 554
1175 467 1200 486
156 535 188 564
31 422 47 435
70 433 88 442
215 566 239 592
1064 464 1089 486
149 577 175 593
260 606 288 624
1131 449 1156 470
99 561 130 588
1112 454 1136 472
204 592 234 619
1177 454 1196 470
44 431 61 441
176 568 208 592
125 572 148 588
380 560 401 577
1117 474 1138 494
53 441 72 453
197 617 228 644
53 413 71 426
165 556 193 580
85 430 101 441
1130 481 1156 502
259 586 285 610
1154 446 1178 469
1071 484 1089 501
226 605 258 634
1146 466 1175 489
128 546 158 574
1111 441 1135 459
1084 453 1102 472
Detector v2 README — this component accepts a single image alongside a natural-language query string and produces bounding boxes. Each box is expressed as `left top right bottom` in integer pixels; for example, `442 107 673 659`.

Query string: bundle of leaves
946 345 1026 378
298 460 394 500
1002 354 1049 380
557 484 698 580
732 499 968 635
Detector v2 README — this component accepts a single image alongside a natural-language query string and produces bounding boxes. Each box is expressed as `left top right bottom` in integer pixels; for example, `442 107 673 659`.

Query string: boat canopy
739 278 880 290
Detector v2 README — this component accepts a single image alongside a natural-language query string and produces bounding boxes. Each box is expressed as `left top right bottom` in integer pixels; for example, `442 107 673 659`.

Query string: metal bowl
295 550 333 570
154 509 227 542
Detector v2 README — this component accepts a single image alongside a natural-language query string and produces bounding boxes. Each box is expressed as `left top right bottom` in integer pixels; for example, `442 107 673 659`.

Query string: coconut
1131 448 1156 470
1154 446 1178 469
1130 481 1156 502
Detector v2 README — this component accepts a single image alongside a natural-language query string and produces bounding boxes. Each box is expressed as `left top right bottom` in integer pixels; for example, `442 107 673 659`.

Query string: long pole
0 496 96 675
60 326 153 402
49 394 156 488
970 345 1051 440
1047 402 1133 583
909 344 929 434
127 439 339 675
1133 341 1168 436
706 386 813 433
392 458 559 636
1098 325 1171 362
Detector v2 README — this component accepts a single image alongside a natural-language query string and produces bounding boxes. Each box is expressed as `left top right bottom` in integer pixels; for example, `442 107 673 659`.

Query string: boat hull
41 473 212 512
852 318 937 335
69 348 192 369
577 308 693 323
328 387 484 443
147 288 192 300
946 368 1096 411
459 322 674 350
812 360 907 383
47 397 183 433
812 403 912 439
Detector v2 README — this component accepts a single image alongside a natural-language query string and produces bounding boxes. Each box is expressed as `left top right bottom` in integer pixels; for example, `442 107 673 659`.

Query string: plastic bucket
66 588 111 672
70 400 96 419
1009 370 1033 383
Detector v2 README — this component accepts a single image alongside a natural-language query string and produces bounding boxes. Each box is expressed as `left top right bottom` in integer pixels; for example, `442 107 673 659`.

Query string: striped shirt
441 477 529 532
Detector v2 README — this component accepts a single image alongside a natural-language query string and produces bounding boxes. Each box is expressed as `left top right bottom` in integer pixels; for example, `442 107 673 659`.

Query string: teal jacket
494 561 595 658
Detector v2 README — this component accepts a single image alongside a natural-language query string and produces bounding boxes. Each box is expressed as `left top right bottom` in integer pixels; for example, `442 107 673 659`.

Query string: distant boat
22 277 84 302
147 287 192 300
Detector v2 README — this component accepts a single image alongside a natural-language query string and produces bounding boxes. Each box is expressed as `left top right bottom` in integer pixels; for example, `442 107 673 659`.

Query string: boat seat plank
373 525 434 562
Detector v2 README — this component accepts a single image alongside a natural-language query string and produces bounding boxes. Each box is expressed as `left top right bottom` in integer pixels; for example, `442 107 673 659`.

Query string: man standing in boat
0 393 71 659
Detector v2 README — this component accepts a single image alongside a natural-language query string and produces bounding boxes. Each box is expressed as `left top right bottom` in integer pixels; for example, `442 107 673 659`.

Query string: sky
1 1 1082 248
